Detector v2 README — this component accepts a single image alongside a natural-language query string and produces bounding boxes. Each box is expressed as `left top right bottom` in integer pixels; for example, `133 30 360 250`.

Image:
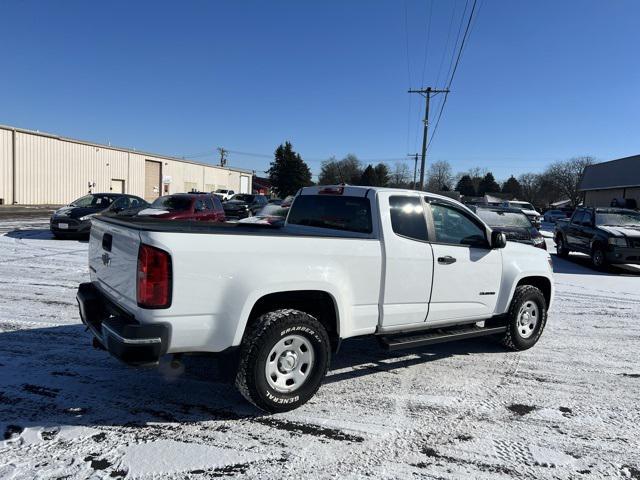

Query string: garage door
111 179 125 194
144 160 162 201
240 175 250 194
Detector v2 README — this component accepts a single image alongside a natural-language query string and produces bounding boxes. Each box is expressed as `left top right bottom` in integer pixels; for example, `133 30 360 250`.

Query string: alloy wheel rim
265 334 314 393
593 249 604 266
517 301 539 339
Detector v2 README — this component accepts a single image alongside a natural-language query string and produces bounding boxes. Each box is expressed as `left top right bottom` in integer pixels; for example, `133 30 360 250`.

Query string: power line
419 0 434 87
434 0 459 88
403 0 413 153
427 0 478 151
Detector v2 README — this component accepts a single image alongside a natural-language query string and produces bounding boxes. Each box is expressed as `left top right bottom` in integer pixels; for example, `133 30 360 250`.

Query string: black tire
555 235 569 258
591 244 608 270
235 309 330 413
500 285 547 351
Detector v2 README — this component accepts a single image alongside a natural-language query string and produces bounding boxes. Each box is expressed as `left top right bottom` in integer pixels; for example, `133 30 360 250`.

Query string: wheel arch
515 276 552 309
239 290 341 351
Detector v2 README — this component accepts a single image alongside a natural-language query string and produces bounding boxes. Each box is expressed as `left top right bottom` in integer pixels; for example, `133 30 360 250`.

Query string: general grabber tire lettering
235 309 331 413
500 285 547 351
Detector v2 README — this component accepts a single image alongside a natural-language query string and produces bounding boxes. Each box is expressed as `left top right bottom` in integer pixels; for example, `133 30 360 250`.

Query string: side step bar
379 325 507 351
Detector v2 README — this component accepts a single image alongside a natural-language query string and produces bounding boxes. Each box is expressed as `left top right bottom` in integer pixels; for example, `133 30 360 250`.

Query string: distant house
252 176 272 196
579 155 640 208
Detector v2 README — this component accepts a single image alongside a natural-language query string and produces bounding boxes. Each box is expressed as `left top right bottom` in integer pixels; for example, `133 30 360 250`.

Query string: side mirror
491 230 507 249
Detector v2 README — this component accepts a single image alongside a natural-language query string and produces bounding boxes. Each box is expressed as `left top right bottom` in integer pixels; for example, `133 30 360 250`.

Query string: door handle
438 256 457 265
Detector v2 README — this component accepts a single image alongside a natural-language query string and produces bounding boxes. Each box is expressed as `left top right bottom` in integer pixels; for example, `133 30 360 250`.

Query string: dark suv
554 207 640 268
222 194 268 219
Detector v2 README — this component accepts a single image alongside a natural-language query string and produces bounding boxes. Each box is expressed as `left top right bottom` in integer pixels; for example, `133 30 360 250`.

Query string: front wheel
500 285 547 351
591 244 608 270
235 309 330 413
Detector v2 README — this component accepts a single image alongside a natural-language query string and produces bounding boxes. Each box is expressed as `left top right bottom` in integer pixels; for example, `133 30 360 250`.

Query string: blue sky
1 0 639 181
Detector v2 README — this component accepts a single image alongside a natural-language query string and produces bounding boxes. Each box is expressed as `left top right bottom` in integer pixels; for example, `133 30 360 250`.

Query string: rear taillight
137 244 172 308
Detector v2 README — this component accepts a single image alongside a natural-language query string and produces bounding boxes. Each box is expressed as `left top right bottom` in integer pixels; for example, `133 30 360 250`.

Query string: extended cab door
566 211 585 249
425 198 502 323
379 193 434 327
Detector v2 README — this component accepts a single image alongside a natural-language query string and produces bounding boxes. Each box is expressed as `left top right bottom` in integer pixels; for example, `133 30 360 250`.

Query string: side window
112 197 129 209
582 211 593 226
194 199 206 211
130 197 143 207
430 202 487 247
205 198 214 210
212 196 223 211
572 211 584 224
389 196 428 241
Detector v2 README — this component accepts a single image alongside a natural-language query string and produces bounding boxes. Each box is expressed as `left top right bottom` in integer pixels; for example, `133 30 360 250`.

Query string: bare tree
426 160 454 192
544 156 594 207
466 166 488 194
389 162 412 188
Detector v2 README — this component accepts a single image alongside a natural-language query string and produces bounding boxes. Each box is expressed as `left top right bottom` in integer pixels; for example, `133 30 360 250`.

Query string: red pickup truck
138 193 226 222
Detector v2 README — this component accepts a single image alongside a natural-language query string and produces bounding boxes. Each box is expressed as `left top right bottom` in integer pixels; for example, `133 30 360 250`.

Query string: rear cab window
287 195 373 234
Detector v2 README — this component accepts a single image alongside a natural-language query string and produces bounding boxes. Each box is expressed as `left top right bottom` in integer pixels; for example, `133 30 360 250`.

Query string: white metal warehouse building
0 125 253 205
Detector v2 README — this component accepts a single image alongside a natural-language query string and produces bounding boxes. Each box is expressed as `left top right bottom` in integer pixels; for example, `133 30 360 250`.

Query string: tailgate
89 218 141 310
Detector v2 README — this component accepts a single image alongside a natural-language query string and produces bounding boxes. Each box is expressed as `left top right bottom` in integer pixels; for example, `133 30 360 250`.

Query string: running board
379 325 507 351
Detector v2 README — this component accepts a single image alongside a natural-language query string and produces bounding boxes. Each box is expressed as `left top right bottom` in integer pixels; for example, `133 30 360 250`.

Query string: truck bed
98 212 375 239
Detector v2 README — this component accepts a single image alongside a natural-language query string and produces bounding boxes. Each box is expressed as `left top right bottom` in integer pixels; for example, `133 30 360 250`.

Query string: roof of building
579 155 640 191
0 124 253 175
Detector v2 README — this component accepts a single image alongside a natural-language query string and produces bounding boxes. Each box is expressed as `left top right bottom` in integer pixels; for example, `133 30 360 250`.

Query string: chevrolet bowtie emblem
101 252 111 266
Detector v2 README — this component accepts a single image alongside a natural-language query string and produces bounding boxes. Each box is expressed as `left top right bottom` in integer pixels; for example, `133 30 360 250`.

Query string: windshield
477 210 533 228
151 196 193 211
595 211 640 226
231 194 255 202
71 194 114 208
215 189 229 194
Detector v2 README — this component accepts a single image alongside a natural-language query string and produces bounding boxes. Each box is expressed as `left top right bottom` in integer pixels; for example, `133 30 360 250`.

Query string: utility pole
408 87 449 190
407 153 419 189
217 147 228 167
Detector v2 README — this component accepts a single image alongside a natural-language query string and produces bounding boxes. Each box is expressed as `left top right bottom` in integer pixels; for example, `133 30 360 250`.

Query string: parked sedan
50 193 147 238
137 193 225 222
222 194 268 220
475 206 546 250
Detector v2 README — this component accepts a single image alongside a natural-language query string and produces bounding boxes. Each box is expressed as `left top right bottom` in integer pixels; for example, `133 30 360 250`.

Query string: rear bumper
50 218 91 235
76 282 170 366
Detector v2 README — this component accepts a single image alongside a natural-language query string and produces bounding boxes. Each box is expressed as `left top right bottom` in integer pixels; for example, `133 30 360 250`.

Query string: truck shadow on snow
5 228 88 242
0 323 506 435
550 252 640 277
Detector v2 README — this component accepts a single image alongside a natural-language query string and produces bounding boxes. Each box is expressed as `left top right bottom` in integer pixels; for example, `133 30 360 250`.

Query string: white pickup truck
77 185 554 412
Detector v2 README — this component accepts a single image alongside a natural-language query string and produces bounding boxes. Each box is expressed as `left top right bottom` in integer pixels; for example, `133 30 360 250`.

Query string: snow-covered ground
1 216 639 479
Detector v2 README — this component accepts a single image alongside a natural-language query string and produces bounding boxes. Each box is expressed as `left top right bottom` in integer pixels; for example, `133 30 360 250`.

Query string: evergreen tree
359 165 377 186
478 172 500 196
501 175 522 198
373 163 389 187
268 141 312 197
455 175 476 196
318 154 362 185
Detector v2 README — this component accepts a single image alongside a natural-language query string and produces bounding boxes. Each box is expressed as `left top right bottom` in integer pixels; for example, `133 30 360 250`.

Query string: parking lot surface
1 216 639 479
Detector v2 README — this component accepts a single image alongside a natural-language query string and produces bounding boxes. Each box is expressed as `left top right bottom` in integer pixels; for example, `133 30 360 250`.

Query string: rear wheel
555 235 569 258
235 309 330 413
500 285 547 351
